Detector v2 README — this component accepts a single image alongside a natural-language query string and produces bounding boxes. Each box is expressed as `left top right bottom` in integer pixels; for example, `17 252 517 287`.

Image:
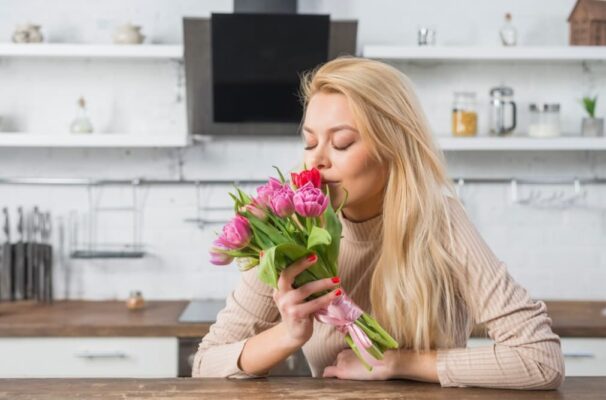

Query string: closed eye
304 143 353 151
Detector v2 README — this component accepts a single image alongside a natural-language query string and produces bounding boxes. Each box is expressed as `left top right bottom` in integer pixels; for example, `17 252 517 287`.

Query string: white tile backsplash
0 0 604 301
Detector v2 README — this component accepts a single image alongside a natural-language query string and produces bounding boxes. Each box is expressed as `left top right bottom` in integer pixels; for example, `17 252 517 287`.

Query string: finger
289 276 340 303
277 253 317 292
323 366 339 378
290 287 342 318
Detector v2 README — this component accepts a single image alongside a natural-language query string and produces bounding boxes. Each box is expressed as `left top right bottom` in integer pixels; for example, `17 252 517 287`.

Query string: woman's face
302 92 388 222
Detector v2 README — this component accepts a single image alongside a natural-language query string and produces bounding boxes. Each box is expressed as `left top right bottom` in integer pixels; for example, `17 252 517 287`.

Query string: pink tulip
245 202 268 221
270 185 295 217
293 182 329 217
217 215 252 250
255 178 283 208
209 240 234 266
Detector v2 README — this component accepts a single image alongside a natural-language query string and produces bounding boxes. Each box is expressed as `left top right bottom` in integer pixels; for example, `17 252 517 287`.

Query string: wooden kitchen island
0 376 604 399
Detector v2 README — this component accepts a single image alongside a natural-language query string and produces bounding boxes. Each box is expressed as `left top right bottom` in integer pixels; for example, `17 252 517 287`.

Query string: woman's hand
273 252 342 347
322 349 395 380
323 349 439 383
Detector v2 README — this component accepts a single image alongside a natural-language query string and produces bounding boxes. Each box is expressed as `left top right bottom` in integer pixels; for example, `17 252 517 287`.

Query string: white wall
0 0 604 301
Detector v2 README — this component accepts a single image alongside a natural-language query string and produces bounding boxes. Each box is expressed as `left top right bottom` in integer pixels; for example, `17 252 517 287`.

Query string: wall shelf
438 136 606 151
0 133 189 148
362 45 606 62
0 43 183 59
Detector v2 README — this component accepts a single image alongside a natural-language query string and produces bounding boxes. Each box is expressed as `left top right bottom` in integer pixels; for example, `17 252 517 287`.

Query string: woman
192 57 565 389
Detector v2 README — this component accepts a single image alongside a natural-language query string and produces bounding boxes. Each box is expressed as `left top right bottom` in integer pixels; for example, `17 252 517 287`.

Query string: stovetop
178 299 226 323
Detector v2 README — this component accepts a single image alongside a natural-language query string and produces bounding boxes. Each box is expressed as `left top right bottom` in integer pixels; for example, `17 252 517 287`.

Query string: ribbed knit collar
338 210 383 242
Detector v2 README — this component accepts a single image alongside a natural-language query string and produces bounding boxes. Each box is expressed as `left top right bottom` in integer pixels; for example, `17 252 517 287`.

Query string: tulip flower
270 185 295 217
245 202 268 221
217 215 252 250
291 167 321 189
293 182 329 217
209 240 234 266
255 178 283 208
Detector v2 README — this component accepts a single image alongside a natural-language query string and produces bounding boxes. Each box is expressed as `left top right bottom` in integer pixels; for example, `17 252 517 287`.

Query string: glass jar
528 103 560 138
126 290 145 311
452 92 478 137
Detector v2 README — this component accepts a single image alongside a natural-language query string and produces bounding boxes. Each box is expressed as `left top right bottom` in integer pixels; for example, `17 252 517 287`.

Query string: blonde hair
299 57 476 351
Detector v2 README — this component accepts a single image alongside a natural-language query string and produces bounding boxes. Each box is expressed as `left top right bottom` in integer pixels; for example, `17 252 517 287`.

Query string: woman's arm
432 199 565 389
192 268 280 378
237 321 303 375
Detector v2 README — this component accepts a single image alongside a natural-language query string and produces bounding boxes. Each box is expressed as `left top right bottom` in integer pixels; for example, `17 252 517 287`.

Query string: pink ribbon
314 292 382 368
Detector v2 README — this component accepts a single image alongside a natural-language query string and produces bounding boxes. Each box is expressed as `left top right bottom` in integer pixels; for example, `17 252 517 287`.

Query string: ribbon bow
314 292 382 368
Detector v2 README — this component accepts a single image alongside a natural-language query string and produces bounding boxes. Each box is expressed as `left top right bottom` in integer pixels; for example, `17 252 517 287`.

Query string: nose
306 144 331 171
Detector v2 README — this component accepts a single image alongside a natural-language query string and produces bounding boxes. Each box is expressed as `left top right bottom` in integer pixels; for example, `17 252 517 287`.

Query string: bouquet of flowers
209 166 399 370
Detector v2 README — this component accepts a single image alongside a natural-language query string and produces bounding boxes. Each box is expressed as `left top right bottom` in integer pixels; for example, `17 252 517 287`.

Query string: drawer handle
75 351 129 360
563 352 595 359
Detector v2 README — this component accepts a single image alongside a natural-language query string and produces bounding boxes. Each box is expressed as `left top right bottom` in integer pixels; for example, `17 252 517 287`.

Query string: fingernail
335 289 342 296
331 276 340 284
307 253 317 262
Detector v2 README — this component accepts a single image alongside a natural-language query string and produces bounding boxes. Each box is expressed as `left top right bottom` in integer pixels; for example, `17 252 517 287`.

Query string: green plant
581 95 598 118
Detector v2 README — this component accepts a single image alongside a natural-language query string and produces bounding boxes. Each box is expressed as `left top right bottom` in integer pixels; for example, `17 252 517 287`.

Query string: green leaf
323 187 342 272
307 225 332 249
246 217 272 249
257 246 280 288
248 215 289 245
582 95 598 118
236 187 252 204
272 165 286 184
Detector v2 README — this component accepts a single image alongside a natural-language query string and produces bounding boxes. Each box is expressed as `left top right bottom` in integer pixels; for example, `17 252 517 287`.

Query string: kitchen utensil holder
69 180 146 259
510 178 587 208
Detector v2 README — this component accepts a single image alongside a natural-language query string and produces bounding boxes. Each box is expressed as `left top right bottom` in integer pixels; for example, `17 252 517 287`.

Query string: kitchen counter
0 377 604 400
0 300 605 338
0 300 209 337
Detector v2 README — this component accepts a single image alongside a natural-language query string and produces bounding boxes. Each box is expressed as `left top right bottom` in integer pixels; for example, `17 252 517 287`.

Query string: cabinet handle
563 352 595 359
75 351 129 360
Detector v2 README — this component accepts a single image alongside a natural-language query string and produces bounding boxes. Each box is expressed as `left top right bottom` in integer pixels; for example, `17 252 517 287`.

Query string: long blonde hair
299 57 476 351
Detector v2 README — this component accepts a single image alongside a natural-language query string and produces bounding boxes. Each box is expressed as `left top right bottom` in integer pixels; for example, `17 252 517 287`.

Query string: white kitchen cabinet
0 337 178 378
467 337 606 376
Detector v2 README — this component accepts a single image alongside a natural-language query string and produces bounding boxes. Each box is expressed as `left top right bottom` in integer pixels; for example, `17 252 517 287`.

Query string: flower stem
291 214 307 235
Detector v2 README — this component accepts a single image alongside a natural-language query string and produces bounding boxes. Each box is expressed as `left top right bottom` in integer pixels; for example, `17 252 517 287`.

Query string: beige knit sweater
192 197 565 389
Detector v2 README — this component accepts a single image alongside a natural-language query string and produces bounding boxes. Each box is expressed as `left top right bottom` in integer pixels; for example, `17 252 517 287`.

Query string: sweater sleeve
191 268 280 379
435 198 565 390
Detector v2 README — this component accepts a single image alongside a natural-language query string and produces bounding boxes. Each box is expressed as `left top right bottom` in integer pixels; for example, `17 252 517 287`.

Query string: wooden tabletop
0 300 210 337
0 377 603 399
0 299 605 338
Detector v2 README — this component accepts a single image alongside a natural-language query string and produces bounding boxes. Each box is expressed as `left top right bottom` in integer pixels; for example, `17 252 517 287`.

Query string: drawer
467 337 606 376
0 337 178 378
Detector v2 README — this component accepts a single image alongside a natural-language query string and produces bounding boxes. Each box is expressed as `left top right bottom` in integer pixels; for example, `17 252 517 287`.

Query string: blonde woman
193 57 565 390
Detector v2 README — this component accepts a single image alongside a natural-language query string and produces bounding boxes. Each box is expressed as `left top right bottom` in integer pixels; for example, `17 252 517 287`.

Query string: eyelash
304 144 352 151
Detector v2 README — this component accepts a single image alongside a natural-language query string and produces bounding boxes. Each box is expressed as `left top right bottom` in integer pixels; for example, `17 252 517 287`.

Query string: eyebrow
302 124 358 134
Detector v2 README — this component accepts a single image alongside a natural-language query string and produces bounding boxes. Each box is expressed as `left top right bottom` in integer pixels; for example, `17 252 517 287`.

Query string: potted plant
581 95 603 137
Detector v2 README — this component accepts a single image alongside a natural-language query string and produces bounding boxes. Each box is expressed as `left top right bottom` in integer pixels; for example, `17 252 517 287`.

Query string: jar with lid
528 103 560 138
452 92 478 137
126 290 145 311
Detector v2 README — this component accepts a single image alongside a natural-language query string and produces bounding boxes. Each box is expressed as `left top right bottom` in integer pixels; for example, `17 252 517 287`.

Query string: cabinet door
0 337 177 378
467 337 606 376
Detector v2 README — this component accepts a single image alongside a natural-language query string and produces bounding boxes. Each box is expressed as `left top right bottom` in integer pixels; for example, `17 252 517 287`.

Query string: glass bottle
452 92 478 137
70 97 94 134
500 13 517 46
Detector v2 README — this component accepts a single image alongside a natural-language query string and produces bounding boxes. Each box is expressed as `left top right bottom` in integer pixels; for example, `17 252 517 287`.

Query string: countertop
0 300 208 337
0 377 604 400
0 299 605 338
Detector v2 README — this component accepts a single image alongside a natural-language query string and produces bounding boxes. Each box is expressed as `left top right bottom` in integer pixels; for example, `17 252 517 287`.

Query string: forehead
304 92 354 126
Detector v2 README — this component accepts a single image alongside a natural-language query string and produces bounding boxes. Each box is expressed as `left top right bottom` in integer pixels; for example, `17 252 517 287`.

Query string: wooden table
0 300 605 338
0 377 604 399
